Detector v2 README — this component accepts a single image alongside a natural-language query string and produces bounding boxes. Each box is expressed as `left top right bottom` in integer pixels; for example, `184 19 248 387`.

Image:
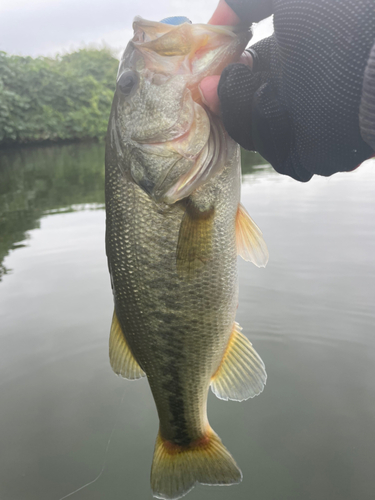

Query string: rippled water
0 143 374 500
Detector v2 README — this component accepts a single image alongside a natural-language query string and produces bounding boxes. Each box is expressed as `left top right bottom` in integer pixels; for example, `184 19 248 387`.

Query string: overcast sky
0 0 272 58
0 0 222 57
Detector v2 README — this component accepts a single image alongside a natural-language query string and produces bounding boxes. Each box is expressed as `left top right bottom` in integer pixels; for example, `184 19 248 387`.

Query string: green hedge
0 49 119 145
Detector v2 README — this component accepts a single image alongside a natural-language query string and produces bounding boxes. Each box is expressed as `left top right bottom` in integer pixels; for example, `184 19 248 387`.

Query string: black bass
105 16 268 500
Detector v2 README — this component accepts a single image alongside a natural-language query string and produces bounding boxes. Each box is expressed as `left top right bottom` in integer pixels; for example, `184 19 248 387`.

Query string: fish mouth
124 17 249 204
130 17 251 100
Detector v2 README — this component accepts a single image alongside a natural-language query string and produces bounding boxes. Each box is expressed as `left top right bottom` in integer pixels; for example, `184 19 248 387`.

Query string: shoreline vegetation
0 48 270 174
0 49 119 146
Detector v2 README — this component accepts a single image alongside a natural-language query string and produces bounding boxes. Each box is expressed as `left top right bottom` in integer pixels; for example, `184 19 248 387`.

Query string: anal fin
236 203 269 267
109 310 145 380
211 322 266 402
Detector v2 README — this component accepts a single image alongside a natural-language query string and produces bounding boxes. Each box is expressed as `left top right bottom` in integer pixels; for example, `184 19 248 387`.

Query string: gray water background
0 143 374 500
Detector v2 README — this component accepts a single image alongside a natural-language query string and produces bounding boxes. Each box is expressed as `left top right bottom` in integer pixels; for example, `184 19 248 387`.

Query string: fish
105 16 269 500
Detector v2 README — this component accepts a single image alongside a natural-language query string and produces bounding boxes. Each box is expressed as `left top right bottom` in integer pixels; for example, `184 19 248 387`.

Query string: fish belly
105 155 240 445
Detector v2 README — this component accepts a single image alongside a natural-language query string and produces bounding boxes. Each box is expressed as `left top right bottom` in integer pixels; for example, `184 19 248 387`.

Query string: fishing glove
218 0 375 181
360 40 375 152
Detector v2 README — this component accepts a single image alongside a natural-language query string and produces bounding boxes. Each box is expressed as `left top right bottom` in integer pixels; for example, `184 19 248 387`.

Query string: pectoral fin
211 322 266 402
109 310 145 380
176 202 214 279
236 203 269 267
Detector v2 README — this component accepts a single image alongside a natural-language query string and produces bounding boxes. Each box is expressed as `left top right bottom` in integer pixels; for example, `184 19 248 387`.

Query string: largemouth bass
105 16 269 500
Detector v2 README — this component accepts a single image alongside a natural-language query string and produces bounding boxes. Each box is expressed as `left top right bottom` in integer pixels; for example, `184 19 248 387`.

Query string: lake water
0 143 374 500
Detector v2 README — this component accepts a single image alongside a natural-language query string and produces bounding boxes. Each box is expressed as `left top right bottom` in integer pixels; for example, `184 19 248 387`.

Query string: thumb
199 76 221 115
199 52 253 115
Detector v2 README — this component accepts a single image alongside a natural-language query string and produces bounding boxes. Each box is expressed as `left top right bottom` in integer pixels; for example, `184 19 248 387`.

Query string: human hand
199 52 253 116
201 0 374 181
199 0 253 116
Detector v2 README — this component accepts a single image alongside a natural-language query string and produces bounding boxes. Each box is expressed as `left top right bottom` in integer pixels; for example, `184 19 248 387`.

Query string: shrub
0 48 119 145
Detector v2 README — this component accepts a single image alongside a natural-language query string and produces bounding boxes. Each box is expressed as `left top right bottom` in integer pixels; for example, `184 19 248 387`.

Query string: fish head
107 17 250 203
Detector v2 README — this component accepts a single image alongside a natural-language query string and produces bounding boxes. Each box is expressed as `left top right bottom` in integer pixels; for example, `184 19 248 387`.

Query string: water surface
0 143 374 500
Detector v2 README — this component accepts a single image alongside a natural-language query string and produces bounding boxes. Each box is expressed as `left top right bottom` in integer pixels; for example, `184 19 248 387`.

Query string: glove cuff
225 0 273 24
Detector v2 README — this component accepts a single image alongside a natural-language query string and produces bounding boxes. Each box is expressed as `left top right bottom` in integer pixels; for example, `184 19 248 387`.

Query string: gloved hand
360 40 375 151
216 37 292 177
201 0 375 181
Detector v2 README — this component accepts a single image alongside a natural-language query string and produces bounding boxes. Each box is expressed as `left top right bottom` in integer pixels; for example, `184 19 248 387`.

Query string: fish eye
117 70 139 99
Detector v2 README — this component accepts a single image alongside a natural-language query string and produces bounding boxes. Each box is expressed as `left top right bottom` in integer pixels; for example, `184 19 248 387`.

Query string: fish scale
106 147 240 443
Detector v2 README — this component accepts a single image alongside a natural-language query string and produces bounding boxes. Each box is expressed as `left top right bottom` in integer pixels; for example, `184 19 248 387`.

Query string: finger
199 50 254 116
239 50 254 70
208 0 240 25
199 75 221 115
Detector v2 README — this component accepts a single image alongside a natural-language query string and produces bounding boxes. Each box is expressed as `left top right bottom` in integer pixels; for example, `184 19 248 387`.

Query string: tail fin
150 429 242 500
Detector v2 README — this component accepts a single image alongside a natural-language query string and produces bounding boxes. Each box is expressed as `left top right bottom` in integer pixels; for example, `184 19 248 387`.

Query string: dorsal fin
236 203 269 267
109 310 146 380
211 322 266 401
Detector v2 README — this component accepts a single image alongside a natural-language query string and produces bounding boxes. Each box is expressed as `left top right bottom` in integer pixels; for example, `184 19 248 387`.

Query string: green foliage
0 48 119 145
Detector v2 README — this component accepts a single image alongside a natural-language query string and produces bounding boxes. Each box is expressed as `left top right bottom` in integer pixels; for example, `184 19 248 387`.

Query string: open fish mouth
121 17 250 205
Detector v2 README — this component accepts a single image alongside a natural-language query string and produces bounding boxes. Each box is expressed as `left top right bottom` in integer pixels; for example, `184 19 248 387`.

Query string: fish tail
150 428 242 500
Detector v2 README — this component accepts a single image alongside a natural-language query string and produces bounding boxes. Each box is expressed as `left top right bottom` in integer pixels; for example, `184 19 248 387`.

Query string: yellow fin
211 322 266 402
176 202 214 279
109 310 145 380
236 203 269 267
151 429 242 500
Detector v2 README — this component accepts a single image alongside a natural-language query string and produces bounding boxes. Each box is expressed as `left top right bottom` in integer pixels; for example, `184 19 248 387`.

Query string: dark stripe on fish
160 328 190 446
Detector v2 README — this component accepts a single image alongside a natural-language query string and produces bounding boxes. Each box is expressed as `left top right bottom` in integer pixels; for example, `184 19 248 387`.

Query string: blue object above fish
160 16 191 25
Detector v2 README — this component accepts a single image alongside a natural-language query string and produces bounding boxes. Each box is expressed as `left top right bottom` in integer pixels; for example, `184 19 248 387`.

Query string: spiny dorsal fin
109 310 145 380
211 322 266 402
236 203 269 267
176 202 215 280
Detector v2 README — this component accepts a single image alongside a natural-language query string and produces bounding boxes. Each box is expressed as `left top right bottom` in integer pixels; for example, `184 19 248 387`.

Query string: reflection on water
0 143 105 279
0 143 374 500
